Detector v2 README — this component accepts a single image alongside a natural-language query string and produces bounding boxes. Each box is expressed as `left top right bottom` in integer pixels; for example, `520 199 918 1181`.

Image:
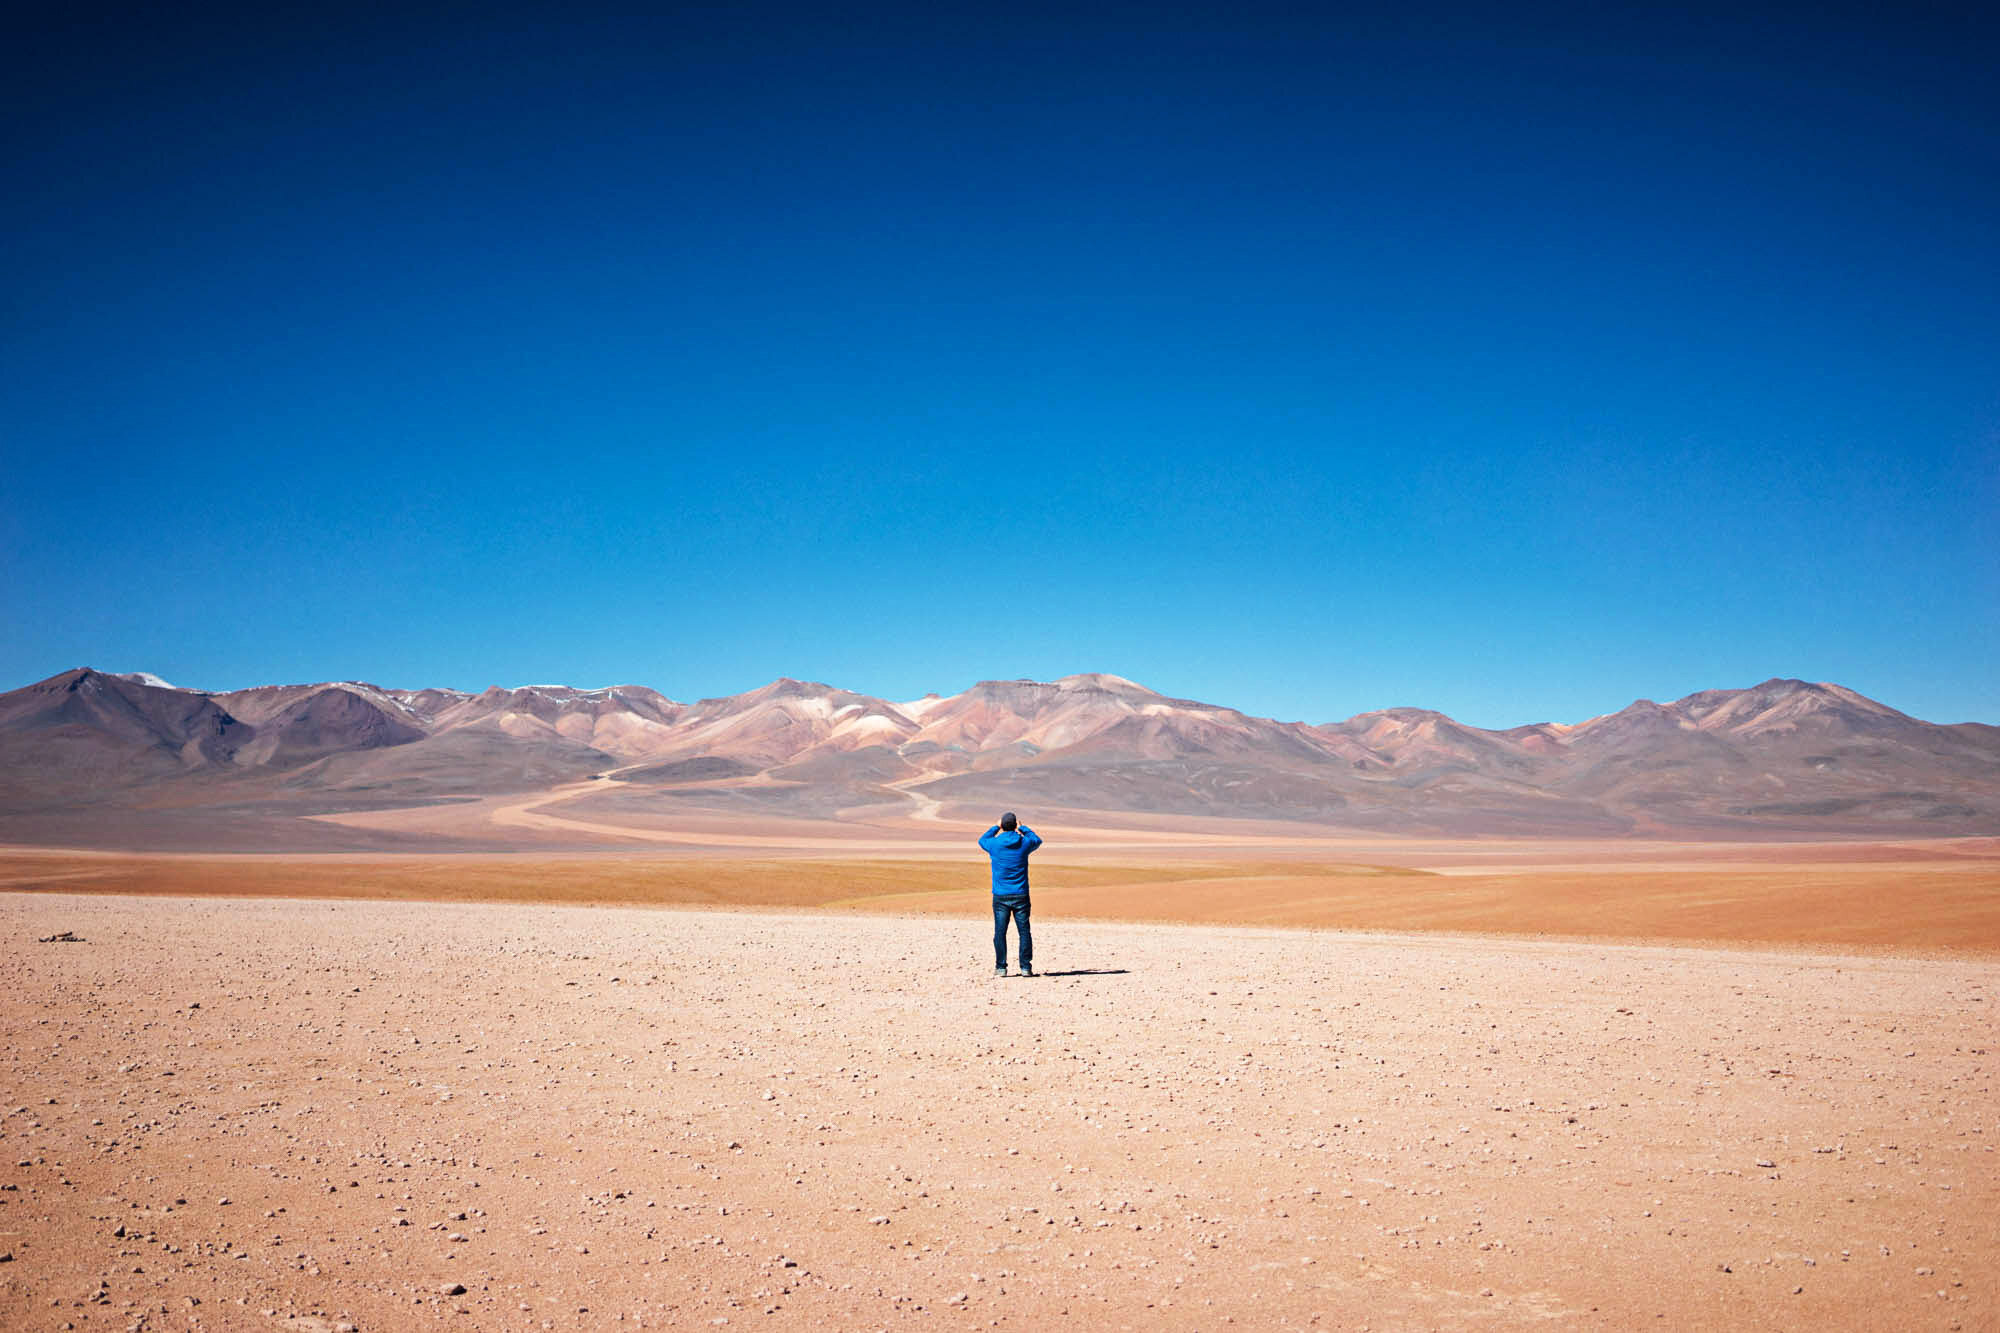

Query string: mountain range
2 667 1996 848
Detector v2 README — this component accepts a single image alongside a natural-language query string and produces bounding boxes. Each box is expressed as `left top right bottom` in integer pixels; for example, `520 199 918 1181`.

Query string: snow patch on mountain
115 671 191 692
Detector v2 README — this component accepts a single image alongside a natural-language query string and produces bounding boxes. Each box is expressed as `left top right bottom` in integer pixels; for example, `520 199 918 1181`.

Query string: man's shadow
1034 968 1130 977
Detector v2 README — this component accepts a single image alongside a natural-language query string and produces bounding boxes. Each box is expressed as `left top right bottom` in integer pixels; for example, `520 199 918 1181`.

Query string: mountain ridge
2 667 1996 843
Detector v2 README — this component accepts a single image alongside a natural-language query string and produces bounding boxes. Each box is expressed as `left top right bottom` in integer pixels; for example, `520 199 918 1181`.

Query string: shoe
1019 966 1035 978
994 968 1007 978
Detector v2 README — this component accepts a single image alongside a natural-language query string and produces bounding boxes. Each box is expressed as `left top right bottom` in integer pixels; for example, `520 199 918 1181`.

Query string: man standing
979 812 1042 977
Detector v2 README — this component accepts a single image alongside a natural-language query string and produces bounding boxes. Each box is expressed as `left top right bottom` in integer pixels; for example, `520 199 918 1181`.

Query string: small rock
441 1282 467 1295
1755 1159 1775 1169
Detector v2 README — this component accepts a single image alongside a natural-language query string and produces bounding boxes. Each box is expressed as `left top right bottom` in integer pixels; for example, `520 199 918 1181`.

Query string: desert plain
1 805 1996 1331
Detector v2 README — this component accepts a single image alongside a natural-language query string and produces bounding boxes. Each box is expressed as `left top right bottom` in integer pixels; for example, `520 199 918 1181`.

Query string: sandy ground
1 893 1994 1332
2 844 1996 954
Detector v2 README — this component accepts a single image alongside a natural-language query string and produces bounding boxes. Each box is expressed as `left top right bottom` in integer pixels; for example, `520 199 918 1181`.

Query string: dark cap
1000 812 1018 831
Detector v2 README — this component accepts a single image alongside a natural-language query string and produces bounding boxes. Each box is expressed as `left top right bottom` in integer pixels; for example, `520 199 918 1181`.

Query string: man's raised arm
1020 826 1043 852
978 826 1002 852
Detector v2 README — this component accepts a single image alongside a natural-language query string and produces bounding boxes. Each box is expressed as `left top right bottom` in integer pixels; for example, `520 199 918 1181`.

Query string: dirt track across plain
2 892 1994 1331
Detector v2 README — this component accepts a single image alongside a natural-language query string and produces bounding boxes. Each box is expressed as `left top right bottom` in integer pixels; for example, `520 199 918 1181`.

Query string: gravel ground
1 892 1993 1331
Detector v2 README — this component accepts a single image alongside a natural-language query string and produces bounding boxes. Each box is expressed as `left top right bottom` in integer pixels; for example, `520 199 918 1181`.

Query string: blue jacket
978 825 1042 895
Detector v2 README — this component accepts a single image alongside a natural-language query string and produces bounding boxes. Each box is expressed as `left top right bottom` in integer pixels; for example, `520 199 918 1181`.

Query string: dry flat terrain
1 888 1995 1332
1 837 1997 953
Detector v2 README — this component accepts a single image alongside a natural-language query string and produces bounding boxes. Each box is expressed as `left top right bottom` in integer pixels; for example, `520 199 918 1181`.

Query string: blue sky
4 2 1995 727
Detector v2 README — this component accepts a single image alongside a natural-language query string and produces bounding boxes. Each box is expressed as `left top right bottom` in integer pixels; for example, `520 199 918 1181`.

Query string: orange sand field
3 889 1996 1331
3 837 1997 954
4 830 1999 1330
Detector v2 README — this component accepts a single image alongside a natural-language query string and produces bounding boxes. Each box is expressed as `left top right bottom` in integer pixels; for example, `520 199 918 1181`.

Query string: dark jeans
992 893 1031 970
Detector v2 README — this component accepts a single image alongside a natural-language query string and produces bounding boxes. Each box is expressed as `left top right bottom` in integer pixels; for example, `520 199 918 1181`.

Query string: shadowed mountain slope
0 669 250 802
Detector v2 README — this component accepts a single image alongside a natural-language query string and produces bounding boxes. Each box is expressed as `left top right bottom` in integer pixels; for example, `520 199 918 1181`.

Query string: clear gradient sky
4 3 1996 727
